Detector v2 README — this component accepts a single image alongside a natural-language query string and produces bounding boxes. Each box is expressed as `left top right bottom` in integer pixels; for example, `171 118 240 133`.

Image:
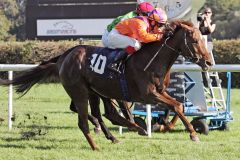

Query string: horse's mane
166 20 194 33
171 20 194 27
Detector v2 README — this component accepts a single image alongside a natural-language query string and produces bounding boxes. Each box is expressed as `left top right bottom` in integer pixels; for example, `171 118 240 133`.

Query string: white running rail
0 64 37 130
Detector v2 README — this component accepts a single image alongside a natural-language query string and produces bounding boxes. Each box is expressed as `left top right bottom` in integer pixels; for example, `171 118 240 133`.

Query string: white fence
1 64 240 134
0 64 37 130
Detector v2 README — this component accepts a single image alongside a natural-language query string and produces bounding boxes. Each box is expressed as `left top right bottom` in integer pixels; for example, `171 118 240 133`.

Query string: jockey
107 8 168 73
102 2 155 47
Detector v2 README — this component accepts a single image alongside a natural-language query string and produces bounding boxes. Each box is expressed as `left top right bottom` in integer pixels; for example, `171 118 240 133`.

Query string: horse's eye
188 31 193 35
193 40 198 44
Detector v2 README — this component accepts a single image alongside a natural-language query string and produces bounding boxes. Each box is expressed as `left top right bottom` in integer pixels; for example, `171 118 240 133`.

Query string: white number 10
90 54 107 74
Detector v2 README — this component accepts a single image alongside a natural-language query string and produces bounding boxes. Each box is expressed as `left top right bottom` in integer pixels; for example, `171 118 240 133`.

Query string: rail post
146 104 151 137
119 110 123 135
8 71 13 130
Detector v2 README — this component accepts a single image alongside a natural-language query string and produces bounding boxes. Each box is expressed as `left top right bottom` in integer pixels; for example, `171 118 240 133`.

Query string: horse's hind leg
76 100 99 150
69 100 101 132
69 100 101 133
76 98 99 150
101 97 147 136
88 114 101 134
63 85 99 150
89 94 119 143
118 101 135 123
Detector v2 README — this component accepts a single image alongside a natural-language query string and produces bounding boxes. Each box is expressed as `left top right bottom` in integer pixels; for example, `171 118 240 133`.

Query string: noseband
144 30 200 71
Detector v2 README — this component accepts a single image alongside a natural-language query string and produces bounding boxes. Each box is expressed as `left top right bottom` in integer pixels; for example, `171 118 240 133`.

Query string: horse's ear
187 30 193 35
165 22 177 32
179 23 192 31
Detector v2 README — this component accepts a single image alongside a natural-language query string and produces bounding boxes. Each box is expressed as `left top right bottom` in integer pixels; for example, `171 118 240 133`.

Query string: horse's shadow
0 137 78 150
48 111 75 114
0 143 53 150
0 144 26 149
108 126 187 134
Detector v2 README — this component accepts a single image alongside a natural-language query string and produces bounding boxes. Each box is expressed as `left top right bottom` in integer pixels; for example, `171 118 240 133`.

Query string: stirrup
108 63 121 74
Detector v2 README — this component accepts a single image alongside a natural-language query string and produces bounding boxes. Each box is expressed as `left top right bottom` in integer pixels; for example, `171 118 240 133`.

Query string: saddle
89 47 127 78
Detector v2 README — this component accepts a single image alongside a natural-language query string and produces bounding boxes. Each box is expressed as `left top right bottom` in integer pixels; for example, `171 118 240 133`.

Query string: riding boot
108 46 136 73
107 50 128 73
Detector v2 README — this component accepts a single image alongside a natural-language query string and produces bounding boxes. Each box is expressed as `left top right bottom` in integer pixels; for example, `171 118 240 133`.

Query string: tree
1 0 239 40
0 0 26 40
0 8 11 40
203 0 240 39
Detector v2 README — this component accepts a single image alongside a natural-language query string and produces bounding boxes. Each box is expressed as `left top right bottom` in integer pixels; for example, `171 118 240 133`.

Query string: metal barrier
1 64 240 133
0 64 37 130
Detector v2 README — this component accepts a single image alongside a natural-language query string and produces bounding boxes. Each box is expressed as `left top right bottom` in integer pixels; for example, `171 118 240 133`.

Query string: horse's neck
136 42 179 73
125 42 179 98
158 28 184 70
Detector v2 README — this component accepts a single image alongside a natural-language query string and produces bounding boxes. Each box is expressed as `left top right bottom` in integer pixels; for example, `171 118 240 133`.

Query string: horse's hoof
138 129 148 136
159 125 171 133
152 124 170 133
152 124 161 132
190 135 200 142
94 127 101 134
93 146 100 151
128 127 138 132
128 127 136 132
112 139 121 144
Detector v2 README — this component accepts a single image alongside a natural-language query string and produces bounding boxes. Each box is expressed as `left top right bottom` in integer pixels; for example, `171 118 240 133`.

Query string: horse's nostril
206 61 212 66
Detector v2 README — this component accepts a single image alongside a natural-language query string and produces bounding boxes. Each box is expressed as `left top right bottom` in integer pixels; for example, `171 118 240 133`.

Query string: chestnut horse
0 20 212 150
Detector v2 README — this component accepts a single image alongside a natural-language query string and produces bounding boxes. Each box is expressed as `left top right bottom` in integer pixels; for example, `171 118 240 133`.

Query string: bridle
165 30 201 63
144 29 201 71
183 31 200 63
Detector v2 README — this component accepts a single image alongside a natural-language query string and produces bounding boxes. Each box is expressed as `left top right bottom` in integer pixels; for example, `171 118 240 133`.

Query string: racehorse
0 20 212 150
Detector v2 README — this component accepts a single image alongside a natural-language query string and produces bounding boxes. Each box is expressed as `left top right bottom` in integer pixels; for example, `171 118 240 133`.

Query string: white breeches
101 29 109 47
102 28 141 51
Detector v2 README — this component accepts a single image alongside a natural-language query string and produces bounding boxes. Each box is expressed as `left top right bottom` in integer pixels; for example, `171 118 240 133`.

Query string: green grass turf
0 84 239 160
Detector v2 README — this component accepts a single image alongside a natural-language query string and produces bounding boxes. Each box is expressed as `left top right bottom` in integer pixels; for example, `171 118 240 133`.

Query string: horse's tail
0 62 58 95
0 45 80 96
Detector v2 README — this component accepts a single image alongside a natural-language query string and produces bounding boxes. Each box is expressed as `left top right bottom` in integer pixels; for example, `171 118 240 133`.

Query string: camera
197 13 205 22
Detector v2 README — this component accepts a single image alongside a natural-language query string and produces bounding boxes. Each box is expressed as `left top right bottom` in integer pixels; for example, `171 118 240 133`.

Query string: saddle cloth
89 47 125 77
88 47 131 101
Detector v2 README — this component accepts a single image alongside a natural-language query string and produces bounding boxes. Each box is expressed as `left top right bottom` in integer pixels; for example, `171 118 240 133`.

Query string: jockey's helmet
136 2 155 16
148 8 168 24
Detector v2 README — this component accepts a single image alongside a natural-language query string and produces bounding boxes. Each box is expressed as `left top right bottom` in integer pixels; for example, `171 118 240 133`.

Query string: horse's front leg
157 72 179 132
157 92 180 132
151 92 199 142
152 108 174 133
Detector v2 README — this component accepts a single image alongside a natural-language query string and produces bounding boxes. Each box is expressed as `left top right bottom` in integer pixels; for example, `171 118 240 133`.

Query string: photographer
197 7 216 53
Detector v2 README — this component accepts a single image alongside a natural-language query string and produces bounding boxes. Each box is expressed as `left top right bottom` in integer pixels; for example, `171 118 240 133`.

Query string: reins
144 29 201 71
143 37 178 71
143 42 164 71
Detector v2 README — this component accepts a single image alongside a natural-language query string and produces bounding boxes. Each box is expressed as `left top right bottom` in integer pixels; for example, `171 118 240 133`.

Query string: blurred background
0 0 239 41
